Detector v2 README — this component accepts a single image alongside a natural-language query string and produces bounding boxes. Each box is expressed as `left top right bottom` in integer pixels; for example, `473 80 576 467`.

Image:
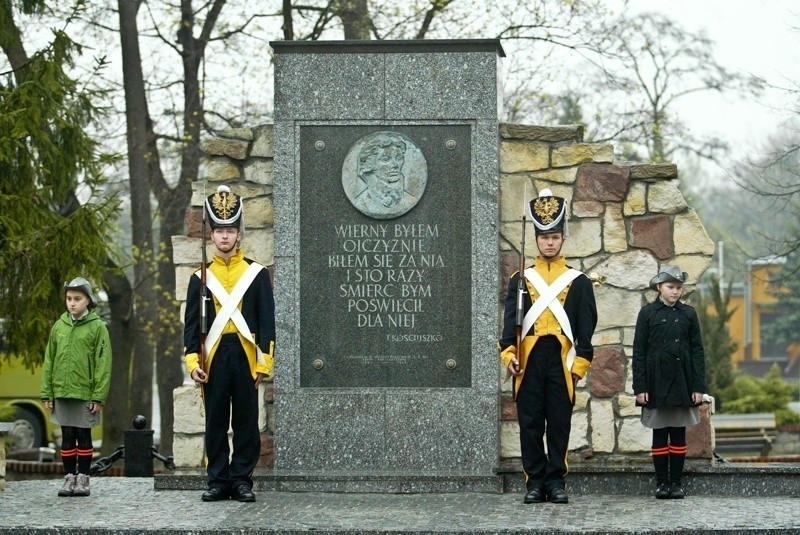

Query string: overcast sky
633 0 800 175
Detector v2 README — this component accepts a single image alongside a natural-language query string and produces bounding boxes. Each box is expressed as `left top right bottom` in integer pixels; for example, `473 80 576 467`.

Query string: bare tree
733 124 800 271
112 0 228 454
118 0 158 431
583 12 764 163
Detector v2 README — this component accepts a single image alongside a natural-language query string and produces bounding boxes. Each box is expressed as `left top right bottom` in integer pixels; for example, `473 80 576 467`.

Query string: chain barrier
89 416 175 476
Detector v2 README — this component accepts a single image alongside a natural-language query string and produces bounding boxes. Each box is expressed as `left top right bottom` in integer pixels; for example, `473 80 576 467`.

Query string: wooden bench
713 412 777 458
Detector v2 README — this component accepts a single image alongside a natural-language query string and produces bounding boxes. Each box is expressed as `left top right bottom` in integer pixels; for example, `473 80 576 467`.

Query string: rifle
514 214 526 375
199 197 208 374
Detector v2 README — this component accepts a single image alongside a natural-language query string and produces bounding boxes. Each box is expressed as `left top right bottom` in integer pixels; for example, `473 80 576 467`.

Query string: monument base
155 463 800 495
155 468 503 493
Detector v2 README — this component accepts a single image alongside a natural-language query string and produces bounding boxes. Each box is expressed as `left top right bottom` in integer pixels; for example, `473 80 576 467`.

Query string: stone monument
271 39 504 491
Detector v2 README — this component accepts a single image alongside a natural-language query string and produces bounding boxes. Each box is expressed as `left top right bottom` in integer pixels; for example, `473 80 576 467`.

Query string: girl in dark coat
633 265 706 500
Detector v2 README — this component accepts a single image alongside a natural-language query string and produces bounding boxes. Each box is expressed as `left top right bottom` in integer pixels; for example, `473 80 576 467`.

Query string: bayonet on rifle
199 189 209 373
514 213 527 375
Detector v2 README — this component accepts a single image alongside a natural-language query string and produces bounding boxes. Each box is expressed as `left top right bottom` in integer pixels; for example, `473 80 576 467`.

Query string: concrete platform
154 462 800 496
2 470 799 534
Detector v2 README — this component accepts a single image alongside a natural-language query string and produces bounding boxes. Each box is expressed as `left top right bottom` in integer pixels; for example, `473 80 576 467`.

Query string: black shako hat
529 188 567 235
205 185 243 230
649 265 689 291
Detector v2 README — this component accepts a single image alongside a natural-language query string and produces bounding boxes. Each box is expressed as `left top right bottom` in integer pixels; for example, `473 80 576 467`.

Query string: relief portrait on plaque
342 131 428 220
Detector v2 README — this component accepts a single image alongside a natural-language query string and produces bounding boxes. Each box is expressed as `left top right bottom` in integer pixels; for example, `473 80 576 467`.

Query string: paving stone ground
1 477 799 534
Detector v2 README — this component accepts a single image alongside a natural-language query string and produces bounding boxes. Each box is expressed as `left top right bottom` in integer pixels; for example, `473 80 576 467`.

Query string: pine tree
719 364 792 414
762 250 800 349
0 3 118 367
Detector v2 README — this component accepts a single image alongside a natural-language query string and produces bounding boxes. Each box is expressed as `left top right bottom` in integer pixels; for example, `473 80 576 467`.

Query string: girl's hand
508 358 522 377
44 400 54 412
88 402 103 414
636 392 649 404
692 392 704 405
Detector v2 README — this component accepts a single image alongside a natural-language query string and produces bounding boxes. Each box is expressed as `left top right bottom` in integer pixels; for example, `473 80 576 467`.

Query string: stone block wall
0 435 6 490
497 124 715 463
172 122 715 469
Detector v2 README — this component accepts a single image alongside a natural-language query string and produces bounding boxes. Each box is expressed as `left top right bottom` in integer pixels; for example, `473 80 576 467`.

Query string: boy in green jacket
40 277 112 497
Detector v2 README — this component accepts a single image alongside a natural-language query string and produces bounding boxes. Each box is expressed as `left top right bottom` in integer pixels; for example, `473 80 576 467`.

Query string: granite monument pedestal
271 39 504 491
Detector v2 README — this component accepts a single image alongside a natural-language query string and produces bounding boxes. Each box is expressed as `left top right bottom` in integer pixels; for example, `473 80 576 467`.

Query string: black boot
669 450 686 499
652 448 670 499
669 482 685 499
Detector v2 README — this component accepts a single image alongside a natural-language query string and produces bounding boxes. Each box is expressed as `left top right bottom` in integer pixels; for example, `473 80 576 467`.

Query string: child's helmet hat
649 265 688 291
64 277 99 308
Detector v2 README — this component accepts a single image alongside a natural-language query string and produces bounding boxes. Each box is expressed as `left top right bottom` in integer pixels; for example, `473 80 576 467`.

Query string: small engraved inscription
342 131 427 220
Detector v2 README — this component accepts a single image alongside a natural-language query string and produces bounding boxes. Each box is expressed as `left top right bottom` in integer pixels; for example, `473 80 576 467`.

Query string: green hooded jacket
40 310 112 404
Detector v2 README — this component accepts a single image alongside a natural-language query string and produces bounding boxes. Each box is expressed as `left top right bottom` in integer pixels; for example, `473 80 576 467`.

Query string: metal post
123 415 154 477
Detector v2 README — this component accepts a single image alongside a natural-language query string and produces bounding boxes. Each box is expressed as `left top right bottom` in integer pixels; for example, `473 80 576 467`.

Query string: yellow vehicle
0 353 102 452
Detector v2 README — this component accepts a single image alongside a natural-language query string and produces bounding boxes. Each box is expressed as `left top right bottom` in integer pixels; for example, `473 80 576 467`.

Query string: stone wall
172 122 716 469
0 434 7 490
497 124 715 463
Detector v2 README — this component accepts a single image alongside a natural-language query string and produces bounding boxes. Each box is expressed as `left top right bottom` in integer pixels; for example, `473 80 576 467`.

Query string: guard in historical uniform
183 185 275 502
499 189 597 504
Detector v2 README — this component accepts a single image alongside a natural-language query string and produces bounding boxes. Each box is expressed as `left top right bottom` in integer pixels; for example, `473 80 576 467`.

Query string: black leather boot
669 482 685 499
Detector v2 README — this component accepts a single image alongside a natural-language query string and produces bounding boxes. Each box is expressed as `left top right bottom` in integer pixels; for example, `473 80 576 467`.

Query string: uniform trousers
516 335 572 492
204 334 260 491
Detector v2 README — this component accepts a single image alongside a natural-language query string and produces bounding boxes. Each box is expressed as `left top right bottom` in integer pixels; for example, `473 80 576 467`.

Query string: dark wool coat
632 299 706 408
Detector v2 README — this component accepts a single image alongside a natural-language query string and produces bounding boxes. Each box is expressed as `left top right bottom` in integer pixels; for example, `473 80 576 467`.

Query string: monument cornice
270 38 506 57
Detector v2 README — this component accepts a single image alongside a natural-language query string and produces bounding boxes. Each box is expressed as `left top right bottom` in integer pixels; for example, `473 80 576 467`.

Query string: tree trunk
0 1 29 80
335 0 372 40
101 268 134 454
155 188 191 455
282 0 294 40
119 0 155 425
